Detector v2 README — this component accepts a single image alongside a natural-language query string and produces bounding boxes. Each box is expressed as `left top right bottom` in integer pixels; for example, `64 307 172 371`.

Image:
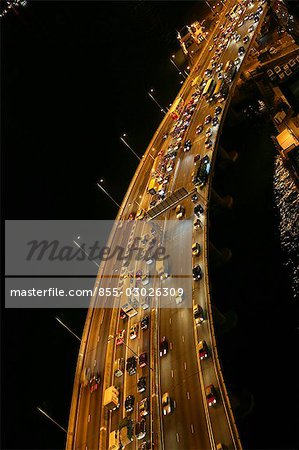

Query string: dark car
191 193 199 203
215 106 222 115
196 124 203 134
193 265 202 281
194 204 204 217
183 139 192 152
137 376 146 393
125 395 135 412
126 356 137 376
159 336 169 357
238 46 245 56
141 316 149 330
206 384 217 406
135 419 146 440
212 116 219 126
139 352 147 368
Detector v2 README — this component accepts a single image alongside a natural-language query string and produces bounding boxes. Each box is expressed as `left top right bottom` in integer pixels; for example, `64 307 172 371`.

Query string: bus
121 303 138 318
202 78 215 98
148 177 159 195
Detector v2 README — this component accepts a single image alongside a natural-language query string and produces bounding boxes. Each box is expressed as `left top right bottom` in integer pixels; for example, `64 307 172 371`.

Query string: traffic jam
83 0 266 448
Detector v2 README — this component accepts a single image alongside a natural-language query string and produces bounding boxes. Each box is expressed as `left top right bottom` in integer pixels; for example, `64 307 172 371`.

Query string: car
205 139 213 149
141 273 150 286
204 114 212 125
162 132 168 140
183 139 192 152
243 35 249 44
216 62 223 72
193 265 202 281
218 71 223 80
175 288 184 304
159 336 169 356
126 356 137 375
198 340 209 359
206 384 217 406
139 352 147 368
269 46 277 55
208 44 214 51
130 323 139 340
234 57 241 66
166 160 174 172
120 309 127 320
162 392 175 415
206 127 213 138
125 395 135 412
116 329 126 346
135 419 146 440
248 25 254 33
136 208 145 220
212 116 219 126
139 442 151 450
194 154 201 165
139 398 149 417
191 192 199 203
194 203 204 216
192 242 201 256
193 304 204 324
141 316 149 330
215 106 222 115
150 196 158 207
205 68 212 78
238 46 245 56
141 297 150 309
137 376 146 393
254 13 259 23
196 124 204 134
193 218 202 230
128 213 135 221
235 33 241 42
176 204 185 220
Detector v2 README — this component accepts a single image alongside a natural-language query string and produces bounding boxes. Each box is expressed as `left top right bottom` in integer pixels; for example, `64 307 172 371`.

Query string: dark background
1 2 297 450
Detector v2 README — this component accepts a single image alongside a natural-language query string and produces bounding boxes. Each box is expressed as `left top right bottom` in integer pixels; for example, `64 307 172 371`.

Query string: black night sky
1 2 297 450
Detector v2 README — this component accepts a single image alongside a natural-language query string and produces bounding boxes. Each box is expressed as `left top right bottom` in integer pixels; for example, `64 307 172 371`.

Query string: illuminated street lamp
97 179 121 208
170 58 187 80
147 89 167 115
37 407 67 434
120 134 141 161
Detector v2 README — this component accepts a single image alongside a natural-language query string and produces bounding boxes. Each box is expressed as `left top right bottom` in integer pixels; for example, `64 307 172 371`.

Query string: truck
156 259 169 281
104 386 120 411
108 422 134 450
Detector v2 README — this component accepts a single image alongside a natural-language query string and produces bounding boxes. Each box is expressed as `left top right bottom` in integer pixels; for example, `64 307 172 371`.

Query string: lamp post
97 179 121 209
120 134 141 161
55 317 81 342
37 407 67 434
147 89 167 115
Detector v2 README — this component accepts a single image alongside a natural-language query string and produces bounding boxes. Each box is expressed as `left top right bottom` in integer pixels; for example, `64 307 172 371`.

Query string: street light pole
147 90 167 115
55 317 81 342
37 407 67 434
120 135 141 161
169 58 187 80
97 180 121 209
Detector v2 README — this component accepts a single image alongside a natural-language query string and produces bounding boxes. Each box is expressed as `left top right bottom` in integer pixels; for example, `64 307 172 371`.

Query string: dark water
211 90 297 450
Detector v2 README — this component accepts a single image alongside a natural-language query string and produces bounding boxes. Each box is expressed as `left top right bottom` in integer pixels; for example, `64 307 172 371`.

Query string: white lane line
169 317 172 325
97 335 100 342
170 342 173 350
94 359 97 367
191 423 194 434
88 414 91 423
184 361 187 371
171 369 174 379
100 310 105 325
182 335 185 343
176 433 180 443
187 391 190 400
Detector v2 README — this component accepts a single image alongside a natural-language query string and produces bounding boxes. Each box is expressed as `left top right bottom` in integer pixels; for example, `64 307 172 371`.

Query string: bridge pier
211 188 234 210
209 242 232 269
218 145 239 169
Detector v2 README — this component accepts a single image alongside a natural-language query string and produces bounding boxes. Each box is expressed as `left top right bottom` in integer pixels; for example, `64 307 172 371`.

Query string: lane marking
176 433 180 443
88 414 91 423
191 423 194 434
184 361 187 371
171 369 174 379
182 335 185 343
170 342 173 350
94 359 97 367
187 391 190 400
169 317 172 325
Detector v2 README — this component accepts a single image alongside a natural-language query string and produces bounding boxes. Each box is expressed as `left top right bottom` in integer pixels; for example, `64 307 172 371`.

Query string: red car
116 329 126 346
205 384 217 406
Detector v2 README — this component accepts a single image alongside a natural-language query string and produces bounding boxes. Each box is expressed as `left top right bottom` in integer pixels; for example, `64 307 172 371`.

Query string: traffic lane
160 308 210 450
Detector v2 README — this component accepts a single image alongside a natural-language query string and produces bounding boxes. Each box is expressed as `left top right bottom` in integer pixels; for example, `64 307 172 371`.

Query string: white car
175 289 184 304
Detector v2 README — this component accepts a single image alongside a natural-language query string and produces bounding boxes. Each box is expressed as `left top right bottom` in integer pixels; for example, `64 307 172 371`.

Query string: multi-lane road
66 1 268 449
